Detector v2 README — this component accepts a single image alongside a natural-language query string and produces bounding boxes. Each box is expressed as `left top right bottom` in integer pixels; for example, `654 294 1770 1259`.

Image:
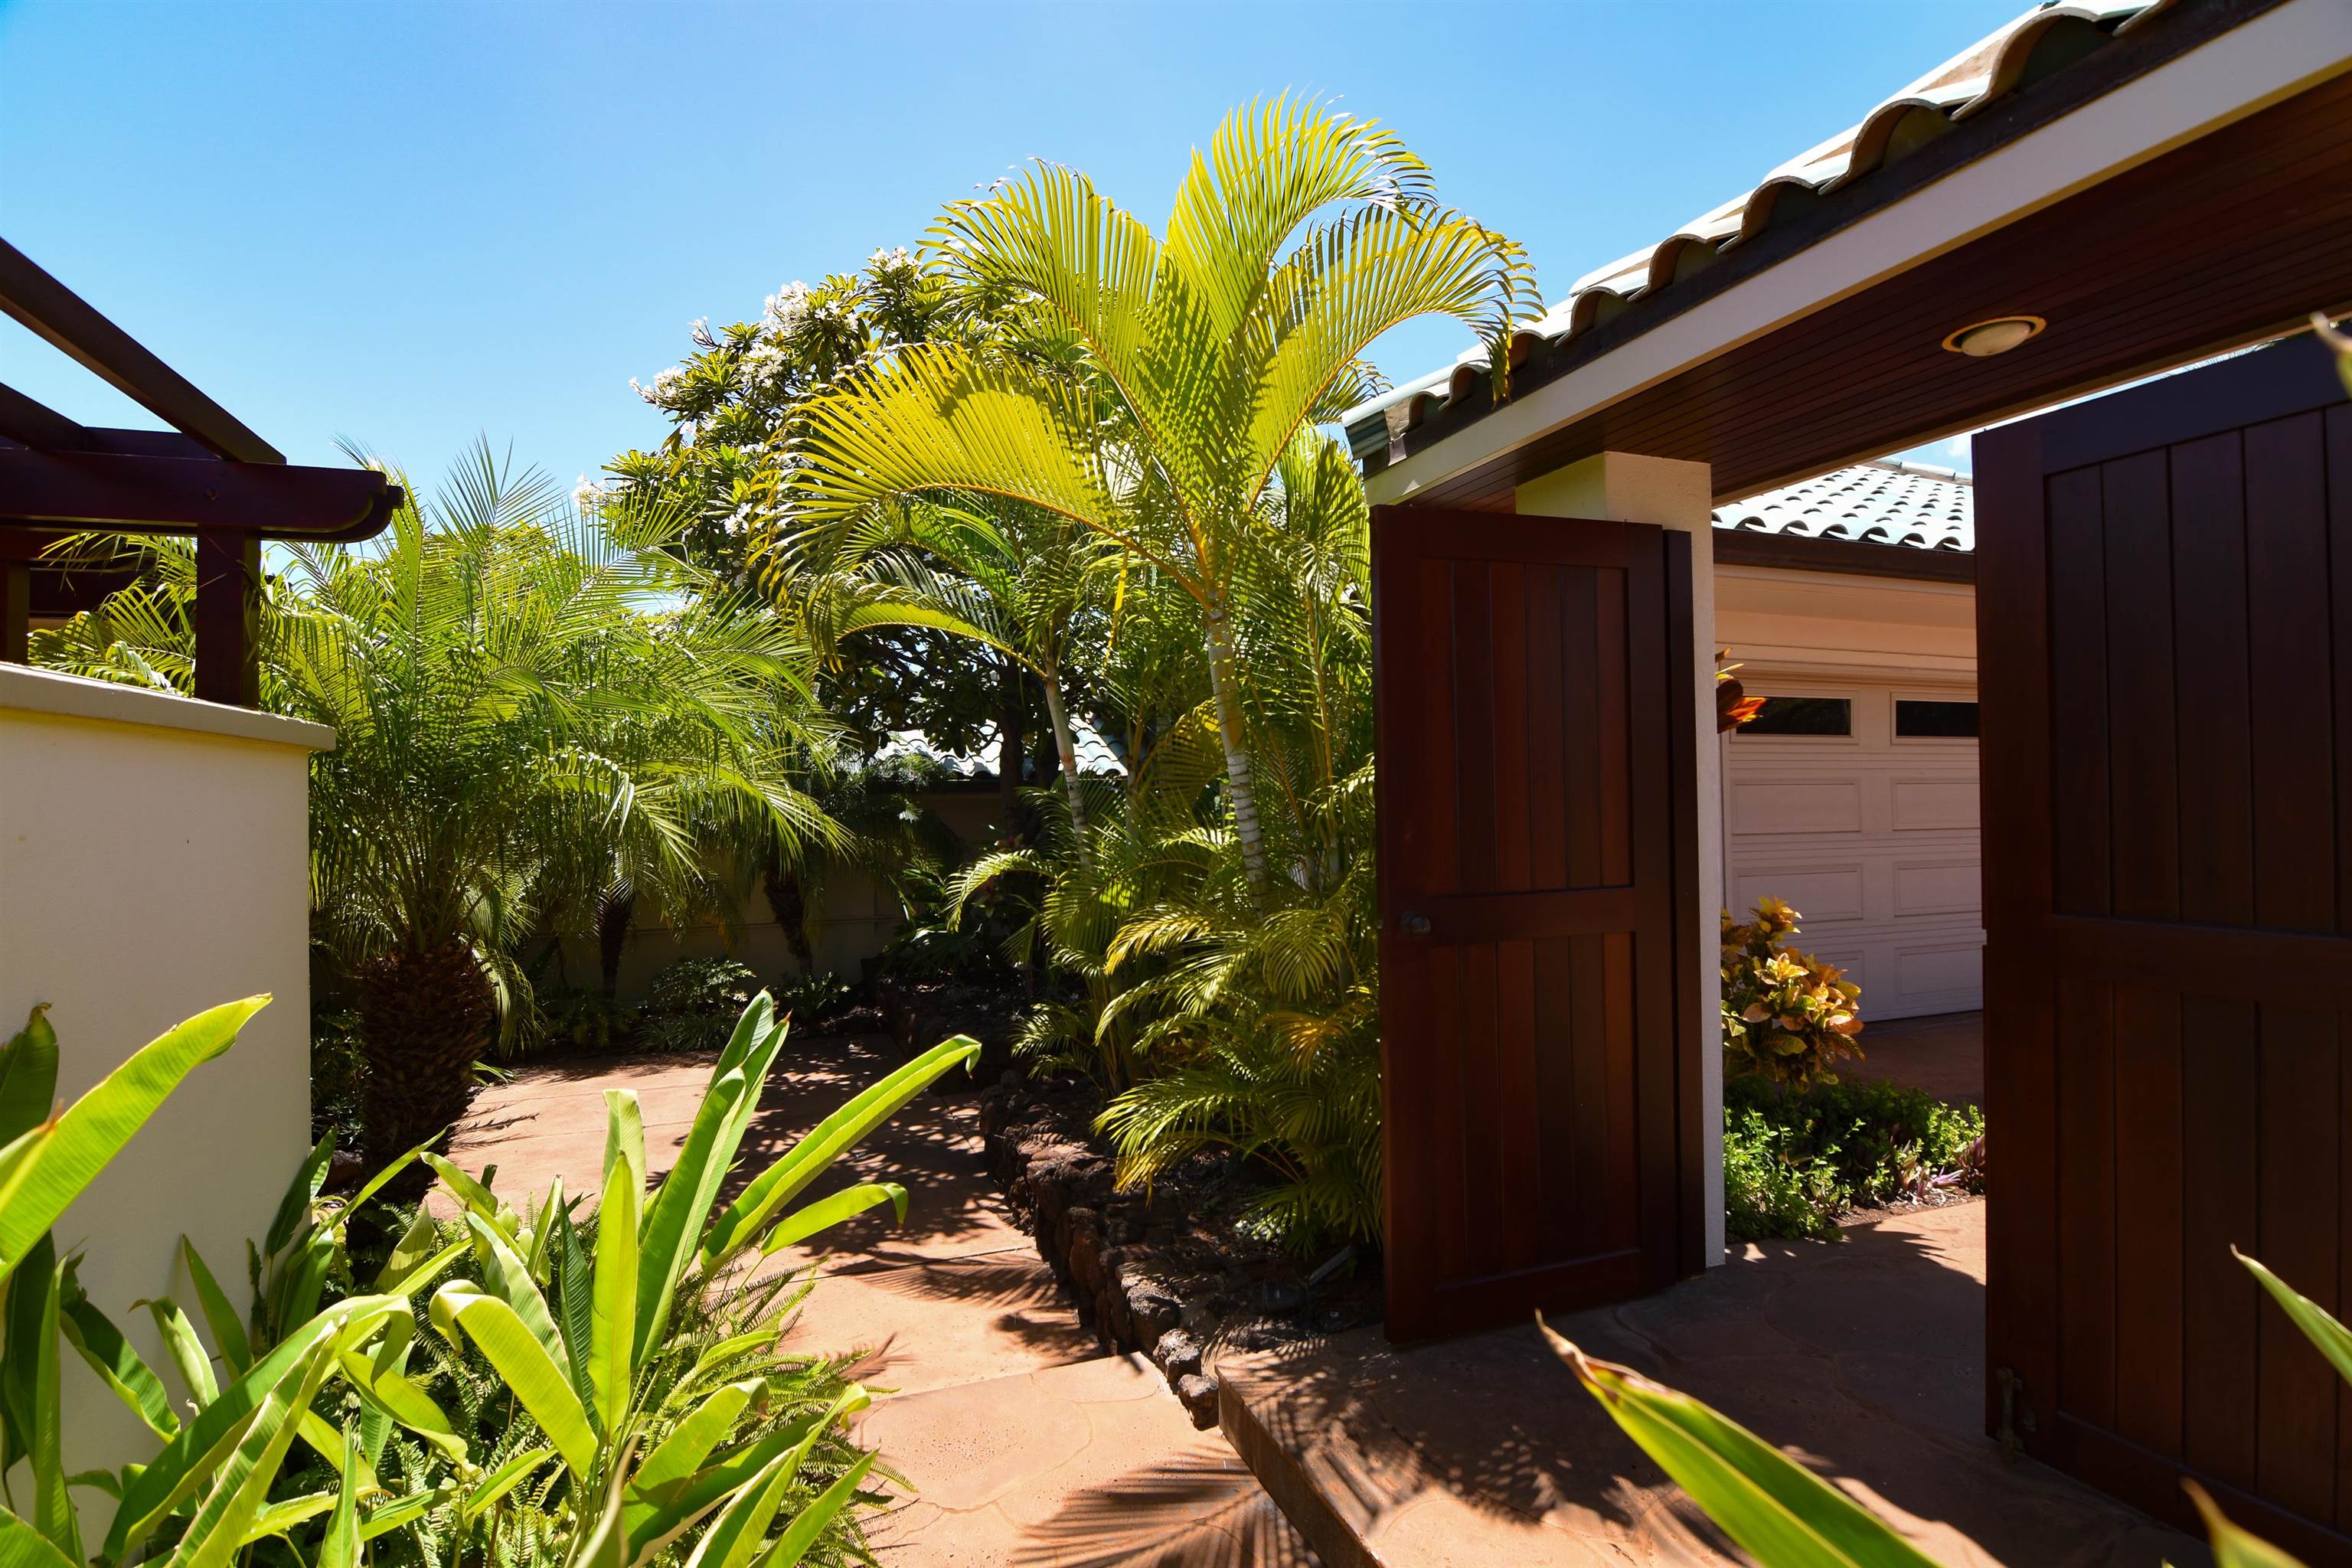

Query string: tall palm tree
790 96 1535 895
38 444 844 1162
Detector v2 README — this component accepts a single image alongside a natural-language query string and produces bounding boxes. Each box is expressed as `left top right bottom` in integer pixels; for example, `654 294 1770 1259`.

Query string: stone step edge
1212 1351 1388 1568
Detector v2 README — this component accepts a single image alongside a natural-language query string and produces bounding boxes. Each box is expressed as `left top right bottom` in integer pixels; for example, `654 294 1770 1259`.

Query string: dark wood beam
0 449 400 540
0 383 87 449
193 529 260 707
1710 529 1975 583
0 239 281 464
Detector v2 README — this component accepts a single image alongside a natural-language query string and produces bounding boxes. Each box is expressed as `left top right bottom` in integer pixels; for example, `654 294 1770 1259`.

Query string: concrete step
858 1351 1322 1566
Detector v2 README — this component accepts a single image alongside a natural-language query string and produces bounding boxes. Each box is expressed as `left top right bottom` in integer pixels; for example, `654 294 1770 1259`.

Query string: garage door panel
1728 778 1863 835
1892 777 1979 831
1726 674 1981 1020
1730 864 1864 923
1894 859 1982 918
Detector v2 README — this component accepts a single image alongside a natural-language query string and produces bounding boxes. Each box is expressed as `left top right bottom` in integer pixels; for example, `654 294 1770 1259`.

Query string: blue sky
0 1 2017 499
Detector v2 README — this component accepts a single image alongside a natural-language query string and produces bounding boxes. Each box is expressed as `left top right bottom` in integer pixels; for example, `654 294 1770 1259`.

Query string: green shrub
1720 897 1864 1090
635 956 762 1052
536 984 636 1056
1723 1076 1984 1243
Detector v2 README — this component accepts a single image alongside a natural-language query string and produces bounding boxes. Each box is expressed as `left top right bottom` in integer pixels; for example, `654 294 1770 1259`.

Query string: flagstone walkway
448 1031 1320 1567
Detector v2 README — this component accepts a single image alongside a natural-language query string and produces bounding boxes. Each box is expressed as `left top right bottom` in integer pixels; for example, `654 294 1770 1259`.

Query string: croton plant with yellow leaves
1720 896 1864 1090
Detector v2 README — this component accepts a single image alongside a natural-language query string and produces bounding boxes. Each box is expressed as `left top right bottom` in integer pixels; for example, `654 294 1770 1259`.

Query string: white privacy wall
0 665 327 1484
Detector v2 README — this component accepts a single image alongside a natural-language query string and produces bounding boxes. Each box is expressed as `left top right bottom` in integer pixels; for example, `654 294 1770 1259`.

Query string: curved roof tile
1712 458 1975 553
1345 0 2175 454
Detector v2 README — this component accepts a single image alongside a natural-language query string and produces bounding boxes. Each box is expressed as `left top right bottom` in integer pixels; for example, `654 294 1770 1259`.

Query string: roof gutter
1367 0 2352 508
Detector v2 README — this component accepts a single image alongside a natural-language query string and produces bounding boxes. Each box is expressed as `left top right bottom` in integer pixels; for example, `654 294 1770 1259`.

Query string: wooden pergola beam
0 448 399 540
0 239 282 464
0 382 88 450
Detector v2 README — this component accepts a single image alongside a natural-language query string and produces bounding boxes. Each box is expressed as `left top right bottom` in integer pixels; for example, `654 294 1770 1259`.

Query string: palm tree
786 497 1111 848
38 444 844 1163
790 96 1535 895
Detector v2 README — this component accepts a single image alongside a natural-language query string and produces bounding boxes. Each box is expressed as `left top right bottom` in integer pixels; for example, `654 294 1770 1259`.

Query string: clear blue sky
1 1 2018 498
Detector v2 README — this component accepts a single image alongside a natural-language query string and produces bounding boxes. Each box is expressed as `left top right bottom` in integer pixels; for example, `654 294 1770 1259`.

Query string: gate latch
1398 912 1431 937
1994 1367 2032 1460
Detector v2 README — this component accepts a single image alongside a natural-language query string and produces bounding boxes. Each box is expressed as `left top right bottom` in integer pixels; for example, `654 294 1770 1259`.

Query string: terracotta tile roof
1713 458 1974 552
1343 0 2175 458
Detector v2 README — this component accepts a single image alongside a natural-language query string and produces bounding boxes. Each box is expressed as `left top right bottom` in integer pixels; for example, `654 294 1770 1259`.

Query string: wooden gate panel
1374 508 1697 1342
1980 336 2352 1556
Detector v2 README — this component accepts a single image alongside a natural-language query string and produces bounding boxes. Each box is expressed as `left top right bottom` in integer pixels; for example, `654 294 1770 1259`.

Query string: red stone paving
446 1033 1319 1566
1845 1010 1984 1107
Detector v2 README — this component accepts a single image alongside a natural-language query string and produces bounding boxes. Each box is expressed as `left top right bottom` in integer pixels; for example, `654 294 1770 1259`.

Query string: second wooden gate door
1373 505 1704 1343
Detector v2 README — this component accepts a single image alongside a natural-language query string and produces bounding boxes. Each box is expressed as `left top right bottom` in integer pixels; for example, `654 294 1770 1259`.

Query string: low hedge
1723 1075 1984 1243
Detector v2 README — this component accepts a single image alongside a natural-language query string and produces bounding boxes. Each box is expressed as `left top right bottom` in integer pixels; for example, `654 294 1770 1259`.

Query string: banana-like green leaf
162 1330 340 1568
263 1133 335 1260
524 1178 565 1282
464 1214 571 1373
295 1409 379 1495
703 1035 978 1271
423 1152 502 1227
142 1295 219 1406
4 1240 77 1563
624 1429 796 1562
0 1506 79 1568
429 1281 597 1476
2237 1248 2352 1389
236 1490 336 1548
317 1429 361 1568
680 1449 802 1568
754 1450 877 1568
357 1487 451 1541
107 1294 409 1561
335 1337 464 1461
0 997 266 1285
593 1156 641 1435
630 1380 760 1505
606 1089 646 1197
58 1269 177 1437
1540 1320 1945 1568
760 1183 908 1256
378 1236 467 1302
375 1209 442 1292
180 1236 253 1375
2185 1480 2310 1568
635 1001 788 1364
463 1446 556 1522
341 1137 436 1218
573 1454 636 1568
0 1010 59 1149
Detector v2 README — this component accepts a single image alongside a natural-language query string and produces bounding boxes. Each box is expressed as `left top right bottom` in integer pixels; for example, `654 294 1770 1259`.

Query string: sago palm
36 443 844 1164
792 96 1535 895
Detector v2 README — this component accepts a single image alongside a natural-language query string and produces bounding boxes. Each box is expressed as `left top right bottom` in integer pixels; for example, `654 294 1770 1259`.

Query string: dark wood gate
1978 334 2352 1558
1372 505 1704 1343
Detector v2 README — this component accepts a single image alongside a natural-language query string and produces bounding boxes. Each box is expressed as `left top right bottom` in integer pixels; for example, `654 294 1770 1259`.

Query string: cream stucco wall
0 665 328 1487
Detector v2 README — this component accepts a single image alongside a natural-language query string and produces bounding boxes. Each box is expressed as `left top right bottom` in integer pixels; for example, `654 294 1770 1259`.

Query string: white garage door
1723 676 1983 1021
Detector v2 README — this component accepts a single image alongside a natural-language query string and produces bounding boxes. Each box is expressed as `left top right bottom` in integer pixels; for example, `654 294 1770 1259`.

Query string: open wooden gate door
1978 335 2352 1558
1372 505 1704 1343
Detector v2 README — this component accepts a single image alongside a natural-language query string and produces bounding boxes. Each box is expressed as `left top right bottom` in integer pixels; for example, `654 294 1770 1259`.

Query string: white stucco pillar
1517 452 1726 1266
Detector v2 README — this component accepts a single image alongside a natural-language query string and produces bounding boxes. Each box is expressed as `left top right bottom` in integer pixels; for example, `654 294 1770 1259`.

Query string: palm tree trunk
1038 665 1089 854
596 884 634 997
763 861 814 972
1204 607 1269 892
355 936 496 1170
996 655 1027 844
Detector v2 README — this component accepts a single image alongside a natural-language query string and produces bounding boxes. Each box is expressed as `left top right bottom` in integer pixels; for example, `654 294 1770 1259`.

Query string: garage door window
1896 699 1980 738
1738 696 1851 736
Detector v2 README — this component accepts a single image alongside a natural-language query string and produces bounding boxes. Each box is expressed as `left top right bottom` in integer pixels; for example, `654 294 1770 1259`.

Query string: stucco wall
0 666 328 1485
582 786 1018 997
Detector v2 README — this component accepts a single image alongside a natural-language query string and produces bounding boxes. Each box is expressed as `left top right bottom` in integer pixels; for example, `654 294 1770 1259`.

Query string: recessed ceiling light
1942 315 2046 357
